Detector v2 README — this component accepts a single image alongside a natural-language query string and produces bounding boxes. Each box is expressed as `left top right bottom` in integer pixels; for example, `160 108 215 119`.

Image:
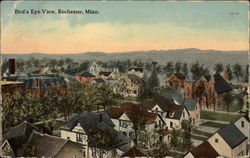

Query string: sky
1 1 248 54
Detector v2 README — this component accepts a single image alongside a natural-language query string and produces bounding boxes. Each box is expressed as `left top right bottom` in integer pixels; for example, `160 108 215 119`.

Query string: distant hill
2 48 248 67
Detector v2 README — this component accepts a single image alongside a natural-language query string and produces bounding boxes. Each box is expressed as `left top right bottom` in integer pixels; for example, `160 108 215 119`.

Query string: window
215 138 218 143
76 133 83 142
73 154 77 158
67 136 70 140
159 136 163 141
129 132 133 138
83 151 86 157
241 121 244 128
121 120 128 128
122 131 127 137
183 112 185 118
133 90 137 94
170 122 173 128
155 122 158 128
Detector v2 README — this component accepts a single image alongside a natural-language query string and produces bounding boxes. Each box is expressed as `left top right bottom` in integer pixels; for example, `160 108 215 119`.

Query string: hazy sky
1 1 248 54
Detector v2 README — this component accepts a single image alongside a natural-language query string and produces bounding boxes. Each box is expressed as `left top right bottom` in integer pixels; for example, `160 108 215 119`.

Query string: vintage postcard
0 1 249 158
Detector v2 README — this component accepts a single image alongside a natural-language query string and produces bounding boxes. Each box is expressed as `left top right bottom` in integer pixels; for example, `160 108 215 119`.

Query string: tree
226 64 233 81
175 61 182 73
137 74 149 103
195 81 206 106
181 63 189 76
214 63 224 74
180 120 193 151
244 64 249 83
224 92 233 113
169 128 181 150
164 62 174 77
233 63 243 82
149 141 171 158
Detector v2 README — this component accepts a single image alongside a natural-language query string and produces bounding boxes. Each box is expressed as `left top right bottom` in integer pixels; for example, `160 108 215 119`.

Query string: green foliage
233 63 243 82
214 63 224 74
149 141 171 158
180 120 193 151
226 64 233 81
169 128 181 150
164 61 174 77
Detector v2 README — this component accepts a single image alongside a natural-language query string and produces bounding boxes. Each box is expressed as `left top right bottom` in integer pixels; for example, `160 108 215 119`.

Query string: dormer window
241 121 244 128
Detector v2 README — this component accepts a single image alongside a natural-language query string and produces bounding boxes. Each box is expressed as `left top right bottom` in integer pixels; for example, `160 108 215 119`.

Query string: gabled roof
127 74 142 83
2 121 39 156
128 67 144 73
184 72 196 83
144 96 185 120
93 78 105 83
106 102 158 125
25 131 79 157
189 141 219 158
214 74 232 94
183 98 198 111
99 71 112 76
173 72 185 80
217 123 247 149
79 72 95 77
121 146 148 157
162 92 184 105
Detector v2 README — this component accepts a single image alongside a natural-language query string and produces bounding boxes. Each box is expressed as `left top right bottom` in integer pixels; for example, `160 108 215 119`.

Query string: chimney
99 114 102 123
9 58 15 74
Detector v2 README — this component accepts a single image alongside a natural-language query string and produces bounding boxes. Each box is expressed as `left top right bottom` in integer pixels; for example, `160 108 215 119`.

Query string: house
76 72 96 84
184 141 220 158
162 92 200 124
120 146 149 158
91 78 106 86
168 72 185 89
3 73 68 97
1 81 25 94
121 74 142 97
60 112 130 158
106 102 166 140
128 67 144 78
208 123 248 158
99 71 113 79
1 121 84 158
144 96 190 130
234 115 249 141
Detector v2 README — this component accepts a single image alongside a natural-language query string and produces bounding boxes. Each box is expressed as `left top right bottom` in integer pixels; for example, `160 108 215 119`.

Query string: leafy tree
180 120 193 151
224 92 233 113
169 128 181 150
244 64 249 83
214 63 224 74
164 62 174 77
226 64 233 81
137 74 149 103
149 140 171 158
181 63 189 76
233 63 243 82
175 61 182 73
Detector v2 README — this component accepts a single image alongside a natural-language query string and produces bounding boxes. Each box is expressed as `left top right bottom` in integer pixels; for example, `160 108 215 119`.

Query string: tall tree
180 120 193 151
244 64 249 83
226 64 233 81
164 62 174 77
224 92 233 113
233 63 243 82
214 63 224 74
137 74 149 104
181 63 189 76
175 61 182 73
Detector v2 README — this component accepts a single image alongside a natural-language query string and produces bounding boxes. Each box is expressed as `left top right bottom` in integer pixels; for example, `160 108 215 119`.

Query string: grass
192 128 213 137
200 110 241 122
191 135 207 141
123 96 137 102
199 121 227 129
218 103 241 112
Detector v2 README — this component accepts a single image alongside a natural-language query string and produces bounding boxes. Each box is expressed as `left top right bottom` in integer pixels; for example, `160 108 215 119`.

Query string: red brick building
168 72 185 89
76 72 96 84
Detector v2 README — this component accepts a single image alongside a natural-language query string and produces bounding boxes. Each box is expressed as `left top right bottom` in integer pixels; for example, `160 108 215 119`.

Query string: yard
191 135 207 141
200 110 241 122
123 96 137 102
199 121 228 129
218 103 242 112
192 128 213 137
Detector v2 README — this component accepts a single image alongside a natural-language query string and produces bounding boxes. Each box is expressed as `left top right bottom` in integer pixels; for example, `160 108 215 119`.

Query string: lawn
218 103 241 112
200 110 241 122
199 121 228 129
192 128 213 137
123 96 137 102
191 135 207 141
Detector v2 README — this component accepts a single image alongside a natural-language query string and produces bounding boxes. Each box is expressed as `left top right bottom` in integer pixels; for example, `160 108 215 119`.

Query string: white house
144 96 190 130
106 102 166 140
60 112 130 158
234 116 249 139
208 123 248 158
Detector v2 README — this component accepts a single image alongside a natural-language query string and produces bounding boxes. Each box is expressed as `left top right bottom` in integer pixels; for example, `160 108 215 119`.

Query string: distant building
234 116 249 142
1 121 84 158
91 78 106 86
98 71 113 79
121 74 142 97
128 67 144 78
1 81 25 94
168 72 185 89
120 146 149 158
76 72 96 84
2 73 68 97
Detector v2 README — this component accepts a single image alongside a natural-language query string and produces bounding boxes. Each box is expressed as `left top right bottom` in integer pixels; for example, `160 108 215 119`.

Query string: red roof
106 102 157 125
121 146 148 157
189 141 219 158
128 67 144 73
157 129 171 136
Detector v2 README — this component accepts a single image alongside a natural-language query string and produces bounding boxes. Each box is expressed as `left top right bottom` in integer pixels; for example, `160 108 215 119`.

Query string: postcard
0 1 249 158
